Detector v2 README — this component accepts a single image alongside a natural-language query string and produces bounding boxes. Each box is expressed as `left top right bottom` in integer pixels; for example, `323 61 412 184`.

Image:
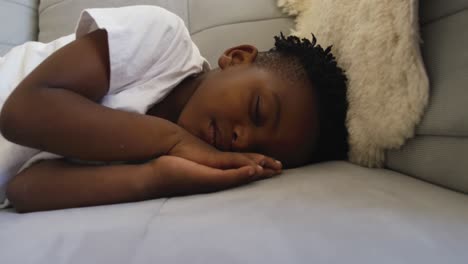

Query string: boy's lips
207 119 230 151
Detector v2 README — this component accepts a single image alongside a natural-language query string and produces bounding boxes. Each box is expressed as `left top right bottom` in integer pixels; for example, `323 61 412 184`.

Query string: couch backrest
37 0 293 66
386 0 468 193
0 0 38 55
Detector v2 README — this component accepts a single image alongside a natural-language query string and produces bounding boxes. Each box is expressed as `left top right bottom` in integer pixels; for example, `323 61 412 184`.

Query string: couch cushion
188 0 288 34
0 0 38 55
420 0 468 25
416 8 468 137
38 0 293 66
189 0 293 65
38 0 189 42
1 162 468 263
192 18 294 66
387 136 468 192
386 0 468 193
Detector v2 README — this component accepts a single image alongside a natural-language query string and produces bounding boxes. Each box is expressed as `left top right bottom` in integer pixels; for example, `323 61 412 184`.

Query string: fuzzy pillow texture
277 0 429 167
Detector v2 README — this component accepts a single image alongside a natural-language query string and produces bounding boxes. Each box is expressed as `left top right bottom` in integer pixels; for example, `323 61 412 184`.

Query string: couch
0 0 467 263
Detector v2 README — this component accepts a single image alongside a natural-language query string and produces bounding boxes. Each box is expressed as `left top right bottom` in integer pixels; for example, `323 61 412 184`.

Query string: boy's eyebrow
273 92 281 129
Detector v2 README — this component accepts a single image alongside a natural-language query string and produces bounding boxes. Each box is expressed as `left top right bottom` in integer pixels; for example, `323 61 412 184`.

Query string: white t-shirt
0 5 210 207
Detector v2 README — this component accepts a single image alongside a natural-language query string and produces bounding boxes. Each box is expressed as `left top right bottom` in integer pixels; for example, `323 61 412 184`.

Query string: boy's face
178 45 319 167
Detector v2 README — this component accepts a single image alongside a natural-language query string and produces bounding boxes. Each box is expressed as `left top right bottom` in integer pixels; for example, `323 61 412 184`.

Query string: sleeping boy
0 5 348 212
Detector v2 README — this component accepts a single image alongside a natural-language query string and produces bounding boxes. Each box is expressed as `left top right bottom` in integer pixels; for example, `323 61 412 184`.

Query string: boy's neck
146 72 207 123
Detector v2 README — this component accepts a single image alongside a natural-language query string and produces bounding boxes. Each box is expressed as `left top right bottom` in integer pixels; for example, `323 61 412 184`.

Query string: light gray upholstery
0 0 467 263
188 0 288 34
37 0 293 66
38 0 189 43
0 0 38 55
386 0 468 193
2 162 468 264
416 8 468 137
420 0 468 25
192 18 294 66
387 136 468 192
190 0 293 65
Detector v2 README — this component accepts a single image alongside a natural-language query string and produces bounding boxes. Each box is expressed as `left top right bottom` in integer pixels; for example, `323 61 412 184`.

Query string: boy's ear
218 45 258 69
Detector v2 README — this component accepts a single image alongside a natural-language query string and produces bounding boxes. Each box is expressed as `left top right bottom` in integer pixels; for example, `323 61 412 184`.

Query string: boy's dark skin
0 29 318 213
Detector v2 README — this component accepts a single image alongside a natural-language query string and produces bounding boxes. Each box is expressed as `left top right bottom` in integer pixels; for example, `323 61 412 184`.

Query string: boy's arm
7 156 275 213
0 30 182 162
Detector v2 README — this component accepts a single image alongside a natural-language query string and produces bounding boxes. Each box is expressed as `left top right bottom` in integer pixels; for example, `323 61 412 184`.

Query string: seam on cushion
187 0 191 33
39 0 69 16
127 198 169 263
139 198 169 240
2 0 36 10
191 16 289 35
422 8 468 26
383 163 467 196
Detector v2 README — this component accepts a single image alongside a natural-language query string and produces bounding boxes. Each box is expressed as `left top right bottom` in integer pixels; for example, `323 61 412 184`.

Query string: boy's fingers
260 168 278 179
214 166 276 188
216 153 257 169
203 166 257 191
262 157 282 171
245 153 282 171
159 157 273 196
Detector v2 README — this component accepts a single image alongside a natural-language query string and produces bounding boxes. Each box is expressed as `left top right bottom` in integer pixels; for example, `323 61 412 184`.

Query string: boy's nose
231 125 253 152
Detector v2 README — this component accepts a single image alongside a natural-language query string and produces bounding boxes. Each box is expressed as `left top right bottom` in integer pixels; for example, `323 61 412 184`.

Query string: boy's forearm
7 159 158 213
1 87 183 162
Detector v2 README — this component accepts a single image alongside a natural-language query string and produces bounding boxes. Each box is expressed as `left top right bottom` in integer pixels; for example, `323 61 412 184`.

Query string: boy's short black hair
255 32 349 163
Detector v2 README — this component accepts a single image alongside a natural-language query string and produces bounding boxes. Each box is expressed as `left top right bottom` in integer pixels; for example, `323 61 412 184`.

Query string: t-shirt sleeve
74 5 202 95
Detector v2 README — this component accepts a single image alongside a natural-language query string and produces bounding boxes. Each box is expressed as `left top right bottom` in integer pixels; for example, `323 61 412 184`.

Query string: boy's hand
147 156 279 196
168 133 282 173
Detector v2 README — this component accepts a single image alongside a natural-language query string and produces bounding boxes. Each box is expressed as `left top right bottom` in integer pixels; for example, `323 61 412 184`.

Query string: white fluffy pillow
278 0 429 167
